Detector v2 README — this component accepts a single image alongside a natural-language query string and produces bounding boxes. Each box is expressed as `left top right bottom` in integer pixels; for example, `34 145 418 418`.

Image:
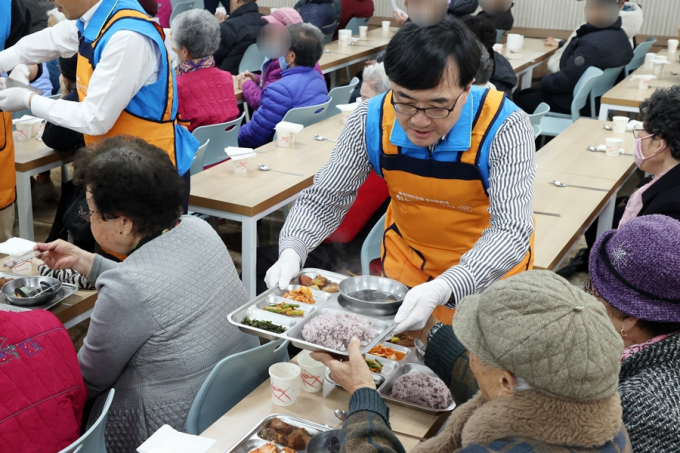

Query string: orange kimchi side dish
282 286 316 304
368 344 406 361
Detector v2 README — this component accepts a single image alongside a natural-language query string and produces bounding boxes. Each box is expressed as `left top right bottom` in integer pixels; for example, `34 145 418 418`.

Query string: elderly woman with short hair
35 136 259 453
171 9 239 132
360 62 391 100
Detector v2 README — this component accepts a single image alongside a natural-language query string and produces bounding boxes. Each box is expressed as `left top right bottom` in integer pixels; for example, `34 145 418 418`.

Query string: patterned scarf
621 332 679 361
619 165 675 227
174 55 215 76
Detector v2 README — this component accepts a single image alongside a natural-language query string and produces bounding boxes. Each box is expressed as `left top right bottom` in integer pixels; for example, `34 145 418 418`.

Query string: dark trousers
513 88 571 115
182 170 190 214
203 0 229 14
580 196 628 267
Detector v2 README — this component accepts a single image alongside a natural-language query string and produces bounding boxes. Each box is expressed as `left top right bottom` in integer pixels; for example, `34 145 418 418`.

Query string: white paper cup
231 157 249 173
643 53 656 70
14 122 32 141
336 103 359 124
605 138 623 157
653 60 666 76
269 363 301 406
276 130 295 147
612 116 629 134
11 258 32 275
492 43 503 53
636 75 655 89
359 26 368 38
506 33 524 51
339 29 352 47
30 119 45 138
382 21 390 32
668 39 679 53
297 351 326 393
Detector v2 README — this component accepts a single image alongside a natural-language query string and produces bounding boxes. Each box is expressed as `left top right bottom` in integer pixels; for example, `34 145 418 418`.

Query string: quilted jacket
0 310 87 453
177 66 240 132
238 65 328 148
295 0 337 33
619 333 680 452
214 3 265 74
242 59 323 111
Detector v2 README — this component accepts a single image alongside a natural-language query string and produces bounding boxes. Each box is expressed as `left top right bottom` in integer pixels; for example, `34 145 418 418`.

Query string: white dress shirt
0 1 161 135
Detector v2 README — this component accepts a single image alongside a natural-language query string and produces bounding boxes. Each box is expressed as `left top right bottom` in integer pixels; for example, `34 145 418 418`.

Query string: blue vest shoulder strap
0 0 12 50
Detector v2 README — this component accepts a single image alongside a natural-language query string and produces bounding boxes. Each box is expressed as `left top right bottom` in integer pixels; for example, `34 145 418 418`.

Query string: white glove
0 87 32 112
265 248 302 291
393 279 452 333
8 64 31 85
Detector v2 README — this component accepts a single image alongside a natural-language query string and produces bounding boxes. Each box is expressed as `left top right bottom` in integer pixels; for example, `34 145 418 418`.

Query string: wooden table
498 38 557 89
201 356 444 452
532 118 637 270
598 50 680 120
189 115 343 298
14 138 76 241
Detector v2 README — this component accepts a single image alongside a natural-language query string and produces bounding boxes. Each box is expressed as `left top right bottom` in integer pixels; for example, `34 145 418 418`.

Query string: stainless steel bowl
1 276 61 307
338 276 408 316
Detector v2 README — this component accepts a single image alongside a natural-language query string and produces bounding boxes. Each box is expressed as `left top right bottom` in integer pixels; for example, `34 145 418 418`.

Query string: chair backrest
169 1 193 24
321 21 338 39
569 66 603 122
532 124 541 140
344 17 370 35
281 100 332 127
190 139 210 176
325 78 359 120
238 43 267 74
360 213 386 276
186 339 289 435
191 113 245 167
527 102 550 126
624 36 656 77
57 389 116 453
496 29 506 43
589 66 625 118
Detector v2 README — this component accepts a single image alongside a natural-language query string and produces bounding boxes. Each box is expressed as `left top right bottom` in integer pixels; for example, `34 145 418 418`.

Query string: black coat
639 163 680 221
447 0 478 17
477 4 514 31
490 51 516 97
214 3 265 75
295 0 337 34
540 18 633 112
42 90 85 152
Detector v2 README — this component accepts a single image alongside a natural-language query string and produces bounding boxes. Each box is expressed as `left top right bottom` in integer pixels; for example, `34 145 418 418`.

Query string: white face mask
633 133 666 169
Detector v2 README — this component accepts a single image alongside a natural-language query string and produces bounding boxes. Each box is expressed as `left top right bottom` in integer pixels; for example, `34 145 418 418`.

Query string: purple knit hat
589 215 680 322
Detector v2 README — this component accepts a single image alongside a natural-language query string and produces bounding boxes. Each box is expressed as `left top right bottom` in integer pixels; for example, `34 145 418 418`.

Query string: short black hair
639 86 680 160
384 16 481 90
58 55 78 83
288 23 324 68
460 14 497 55
74 136 185 237
475 45 493 86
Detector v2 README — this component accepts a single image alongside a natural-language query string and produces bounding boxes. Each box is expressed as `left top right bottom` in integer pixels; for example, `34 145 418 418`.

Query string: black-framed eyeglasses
79 205 97 222
391 90 465 119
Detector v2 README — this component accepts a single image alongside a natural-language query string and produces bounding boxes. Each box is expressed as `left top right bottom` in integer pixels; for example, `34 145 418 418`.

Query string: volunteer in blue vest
0 0 32 243
266 17 536 333
0 0 199 213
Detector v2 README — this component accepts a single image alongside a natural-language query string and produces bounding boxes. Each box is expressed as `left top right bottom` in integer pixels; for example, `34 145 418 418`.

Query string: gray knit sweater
78 216 259 453
619 333 680 453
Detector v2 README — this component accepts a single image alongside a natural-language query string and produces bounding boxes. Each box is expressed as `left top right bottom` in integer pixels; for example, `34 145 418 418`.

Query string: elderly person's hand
544 37 560 47
215 11 227 22
393 9 409 26
311 337 376 395
35 240 95 277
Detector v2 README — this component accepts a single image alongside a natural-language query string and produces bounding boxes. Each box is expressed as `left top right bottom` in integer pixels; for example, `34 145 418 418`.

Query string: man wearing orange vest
0 0 198 213
266 17 536 333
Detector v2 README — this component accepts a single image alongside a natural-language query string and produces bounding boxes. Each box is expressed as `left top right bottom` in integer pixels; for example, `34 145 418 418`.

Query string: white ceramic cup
231 157 249 173
359 26 368 38
506 33 524 51
643 52 657 70
338 29 352 47
612 116 629 134
653 59 666 76
276 130 295 147
492 43 503 53
14 122 32 141
605 137 623 157
382 21 391 32
668 39 679 53
297 351 326 393
269 363 301 406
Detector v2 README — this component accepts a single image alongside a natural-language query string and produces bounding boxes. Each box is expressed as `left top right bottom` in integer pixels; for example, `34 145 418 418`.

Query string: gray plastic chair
325 77 359 120
496 29 506 43
532 124 541 140
281 99 331 127
345 17 370 35
238 43 267 74
527 102 550 126
538 67 603 139
169 1 193 24
58 389 115 453
360 213 385 276
186 339 289 435
590 66 625 118
624 37 656 77
191 113 245 167
323 22 339 44
189 139 210 176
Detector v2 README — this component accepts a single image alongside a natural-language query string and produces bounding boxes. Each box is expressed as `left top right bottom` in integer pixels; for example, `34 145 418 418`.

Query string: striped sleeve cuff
349 387 391 428
438 265 476 308
279 238 309 267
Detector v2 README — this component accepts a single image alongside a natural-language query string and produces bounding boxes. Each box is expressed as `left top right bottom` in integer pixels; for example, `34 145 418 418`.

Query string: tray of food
229 269 402 356
377 363 456 414
0 272 78 311
228 414 331 453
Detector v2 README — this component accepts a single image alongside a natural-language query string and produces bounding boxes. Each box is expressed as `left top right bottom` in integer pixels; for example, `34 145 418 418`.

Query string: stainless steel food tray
378 363 457 414
227 414 331 453
0 272 78 311
228 269 396 356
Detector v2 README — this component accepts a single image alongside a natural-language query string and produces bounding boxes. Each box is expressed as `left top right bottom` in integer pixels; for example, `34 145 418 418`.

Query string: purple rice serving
301 312 376 351
392 372 453 409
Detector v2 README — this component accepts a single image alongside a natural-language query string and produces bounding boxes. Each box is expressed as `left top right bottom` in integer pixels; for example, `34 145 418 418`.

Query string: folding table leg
241 216 258 299
16 172 34 241
596 191 618 239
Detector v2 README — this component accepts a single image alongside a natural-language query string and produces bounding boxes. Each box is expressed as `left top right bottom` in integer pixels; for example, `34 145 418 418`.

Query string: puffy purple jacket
238 65 328 148
243 59 324 111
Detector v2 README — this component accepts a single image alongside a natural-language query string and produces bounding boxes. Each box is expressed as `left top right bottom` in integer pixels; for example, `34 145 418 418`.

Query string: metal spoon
349 42 373 48
603 125 613 131
587 146 633 156
314 134 337 143
550 180 609 192
325 49 346 55
533 211 561 217
257 163 304 177
671 71 679 75
334 409 425 441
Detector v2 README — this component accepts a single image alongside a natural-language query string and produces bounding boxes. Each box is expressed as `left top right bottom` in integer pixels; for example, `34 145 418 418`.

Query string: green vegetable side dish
242 316 288 334
365 358 383 374
262 302 304 317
